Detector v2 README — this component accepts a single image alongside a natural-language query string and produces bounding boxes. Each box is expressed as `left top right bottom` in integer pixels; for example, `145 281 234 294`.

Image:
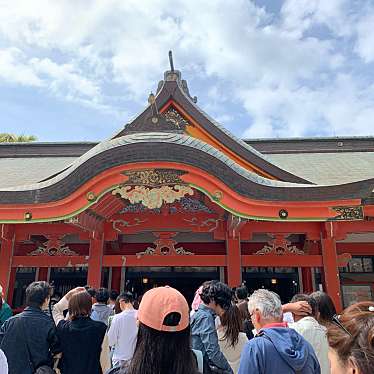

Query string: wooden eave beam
14 223 83 241
240 221 322 241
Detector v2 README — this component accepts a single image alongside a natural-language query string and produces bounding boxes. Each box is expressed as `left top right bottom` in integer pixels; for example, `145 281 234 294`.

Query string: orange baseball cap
138 286 189 332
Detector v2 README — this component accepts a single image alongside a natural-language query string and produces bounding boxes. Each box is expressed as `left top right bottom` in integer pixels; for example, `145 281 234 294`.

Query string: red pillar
226 234 242 287
0 225 15 299
37 267 49 282
111 267 121 291
301 268 313 293
6 268 16 305
321 223 342 312
87 234 104 289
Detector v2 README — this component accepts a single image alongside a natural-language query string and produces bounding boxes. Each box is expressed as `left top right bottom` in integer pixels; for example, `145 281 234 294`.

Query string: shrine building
1 63 374 310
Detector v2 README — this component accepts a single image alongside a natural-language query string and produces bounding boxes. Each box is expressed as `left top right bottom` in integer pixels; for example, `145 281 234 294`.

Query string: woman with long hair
217 304 248 373
310 291 337 327
327 301 374 374
119 286 199 374
52 287 107 374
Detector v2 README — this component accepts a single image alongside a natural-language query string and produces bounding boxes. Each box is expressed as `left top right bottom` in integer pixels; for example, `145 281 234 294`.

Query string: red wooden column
226 233 242 287
37 267 49 282
0 225 15 299
321 223 342 312
111 267 121 291
87 233 104 289
301 268 313 293
6 268 16 305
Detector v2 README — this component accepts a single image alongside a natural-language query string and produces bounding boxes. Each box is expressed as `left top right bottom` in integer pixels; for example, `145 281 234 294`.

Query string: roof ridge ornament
169 50 175 72
156 51 196 102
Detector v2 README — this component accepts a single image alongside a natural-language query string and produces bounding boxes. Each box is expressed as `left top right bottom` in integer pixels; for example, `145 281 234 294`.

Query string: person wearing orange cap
115 286 200 374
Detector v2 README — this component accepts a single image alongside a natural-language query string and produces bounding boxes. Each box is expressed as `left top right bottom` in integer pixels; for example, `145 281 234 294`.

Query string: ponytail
220 304 242 347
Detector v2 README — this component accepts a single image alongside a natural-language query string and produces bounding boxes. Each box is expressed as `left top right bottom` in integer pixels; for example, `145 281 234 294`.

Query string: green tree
0 133 37 142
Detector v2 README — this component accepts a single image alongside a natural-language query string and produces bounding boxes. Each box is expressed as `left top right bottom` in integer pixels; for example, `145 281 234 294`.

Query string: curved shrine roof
0 132 373 205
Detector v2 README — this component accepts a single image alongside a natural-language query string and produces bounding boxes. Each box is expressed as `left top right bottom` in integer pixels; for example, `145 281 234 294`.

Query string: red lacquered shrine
1 65 374 310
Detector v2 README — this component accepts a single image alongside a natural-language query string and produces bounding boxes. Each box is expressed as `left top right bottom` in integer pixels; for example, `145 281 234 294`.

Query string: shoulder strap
20 316 35 372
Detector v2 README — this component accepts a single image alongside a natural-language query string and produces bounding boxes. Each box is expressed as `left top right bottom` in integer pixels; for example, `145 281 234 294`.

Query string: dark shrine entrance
126 266 220 306
243 267 300 303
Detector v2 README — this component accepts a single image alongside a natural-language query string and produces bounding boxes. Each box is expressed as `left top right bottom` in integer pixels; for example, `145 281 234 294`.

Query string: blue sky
1 0 374 141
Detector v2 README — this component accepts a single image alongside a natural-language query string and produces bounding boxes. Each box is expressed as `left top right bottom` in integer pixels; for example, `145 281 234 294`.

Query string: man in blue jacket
239 289 320 374
191 280 234 374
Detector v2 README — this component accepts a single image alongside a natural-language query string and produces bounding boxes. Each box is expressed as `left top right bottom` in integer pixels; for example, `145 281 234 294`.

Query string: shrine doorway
50 267 88 296
125 266 220 305
243 267 300 303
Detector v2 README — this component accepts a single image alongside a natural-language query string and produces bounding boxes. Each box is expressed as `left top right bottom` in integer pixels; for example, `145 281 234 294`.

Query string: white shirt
0 349 8 374
289 316 330 374
217 329 248 374
107 309 138 364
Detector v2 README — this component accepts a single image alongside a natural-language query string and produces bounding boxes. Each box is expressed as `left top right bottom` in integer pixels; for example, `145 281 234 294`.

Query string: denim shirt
191 304 233 373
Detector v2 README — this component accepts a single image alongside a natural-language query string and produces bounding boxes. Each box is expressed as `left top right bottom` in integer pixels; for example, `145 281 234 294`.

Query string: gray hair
247 289 282 321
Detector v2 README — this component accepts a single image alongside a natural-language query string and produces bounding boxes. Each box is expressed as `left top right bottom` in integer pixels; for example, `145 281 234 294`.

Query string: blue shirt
238 326 321 374
191 304 233 374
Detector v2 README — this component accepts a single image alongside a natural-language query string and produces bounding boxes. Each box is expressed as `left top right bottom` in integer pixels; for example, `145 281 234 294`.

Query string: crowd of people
0 280 373 374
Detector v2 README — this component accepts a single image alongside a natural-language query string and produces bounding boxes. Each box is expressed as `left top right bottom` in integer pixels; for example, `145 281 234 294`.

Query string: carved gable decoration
112 185 194 209
122 106 189 135
29 234 78 256
123 169 186 187
330 206 364 221
136 232 193 257
119 197 214 215
113 169 194 209
255 234 304 255
163 107 189 131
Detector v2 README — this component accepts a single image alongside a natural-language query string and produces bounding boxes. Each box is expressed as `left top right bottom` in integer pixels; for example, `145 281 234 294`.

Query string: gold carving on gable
123 169 186 187
163 107 190 130
112 185 194 209
330 206 364 221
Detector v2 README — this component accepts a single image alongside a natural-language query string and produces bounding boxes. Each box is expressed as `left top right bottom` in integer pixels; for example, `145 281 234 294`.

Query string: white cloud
0 0 373 138
280 0 353 38
0 48 43 87
355 9 374 63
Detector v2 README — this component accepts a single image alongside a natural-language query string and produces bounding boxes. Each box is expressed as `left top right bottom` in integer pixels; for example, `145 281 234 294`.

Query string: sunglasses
332 314 352 337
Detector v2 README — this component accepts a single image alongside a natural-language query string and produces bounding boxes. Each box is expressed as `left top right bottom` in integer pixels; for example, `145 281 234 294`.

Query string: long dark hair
310 291 336 326
125 319 198 374
220 304 242 347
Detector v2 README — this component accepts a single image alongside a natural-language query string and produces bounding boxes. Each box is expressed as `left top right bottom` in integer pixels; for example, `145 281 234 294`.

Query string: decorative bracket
29 234 78 256
136 232 193 257
255 234 304 255
112 218 148 232
183 217 219 232
330 206 364 221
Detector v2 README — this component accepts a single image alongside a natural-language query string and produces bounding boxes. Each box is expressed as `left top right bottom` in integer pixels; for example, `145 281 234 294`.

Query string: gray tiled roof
268 152 374 185
0 157 75 188
0 140 373 188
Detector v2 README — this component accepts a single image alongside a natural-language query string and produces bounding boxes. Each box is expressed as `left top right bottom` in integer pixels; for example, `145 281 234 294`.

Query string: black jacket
57 317 106 374
0 306 60 374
